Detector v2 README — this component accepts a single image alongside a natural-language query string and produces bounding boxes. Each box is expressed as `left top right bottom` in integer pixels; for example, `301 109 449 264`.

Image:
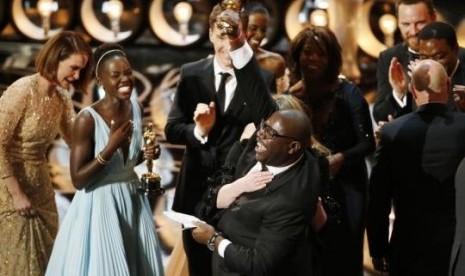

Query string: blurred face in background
247 12 268 51
298 37 329 81
397 2 436 51
419 38 458 76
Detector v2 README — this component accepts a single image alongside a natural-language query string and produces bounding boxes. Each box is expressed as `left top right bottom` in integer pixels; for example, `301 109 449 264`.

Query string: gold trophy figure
216 0 245 36
139 123 164 196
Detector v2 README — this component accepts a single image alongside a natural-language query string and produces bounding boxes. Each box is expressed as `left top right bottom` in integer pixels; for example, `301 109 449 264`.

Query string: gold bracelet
96 153 109 165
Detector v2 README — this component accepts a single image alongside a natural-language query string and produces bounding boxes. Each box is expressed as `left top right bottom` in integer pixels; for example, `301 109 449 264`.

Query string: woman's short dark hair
245 1 269 17
35 31 93 93
288 26 342 85
93 43 127 79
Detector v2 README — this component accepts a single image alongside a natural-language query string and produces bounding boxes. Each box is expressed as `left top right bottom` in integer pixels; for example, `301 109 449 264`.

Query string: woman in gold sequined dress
0 31 93 276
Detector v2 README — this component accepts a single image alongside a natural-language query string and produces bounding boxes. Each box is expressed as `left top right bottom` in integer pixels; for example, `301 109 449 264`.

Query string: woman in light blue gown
46 43 165 276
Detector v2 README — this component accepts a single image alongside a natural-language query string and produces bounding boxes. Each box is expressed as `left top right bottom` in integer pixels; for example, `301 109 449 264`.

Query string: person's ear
409 83 417 99
96 77 102 86
288 141 302 154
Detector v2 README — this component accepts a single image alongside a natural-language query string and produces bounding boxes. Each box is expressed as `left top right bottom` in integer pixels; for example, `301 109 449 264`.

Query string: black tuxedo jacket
367 104 465 276
373 43 465 123
450 157 465 276
165 56 277 214
213 150 321 276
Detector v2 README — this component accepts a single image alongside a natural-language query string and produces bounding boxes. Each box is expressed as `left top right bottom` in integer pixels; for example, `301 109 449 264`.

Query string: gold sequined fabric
0 74 75 276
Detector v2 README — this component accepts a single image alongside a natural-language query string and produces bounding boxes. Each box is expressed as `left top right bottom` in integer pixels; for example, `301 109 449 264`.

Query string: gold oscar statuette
138 123 164 196
217 0 245 36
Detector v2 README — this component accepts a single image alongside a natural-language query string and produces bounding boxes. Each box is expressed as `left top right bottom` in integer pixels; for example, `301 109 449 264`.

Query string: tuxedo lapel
199 58 216 103
399 44 413 72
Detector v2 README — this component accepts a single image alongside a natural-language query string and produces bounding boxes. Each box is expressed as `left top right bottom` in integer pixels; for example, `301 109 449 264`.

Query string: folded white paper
163 210 201 229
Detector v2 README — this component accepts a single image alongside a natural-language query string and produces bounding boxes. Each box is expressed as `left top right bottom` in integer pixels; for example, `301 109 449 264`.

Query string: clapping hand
389 57 408 101
453 85 465 112
374 115 394 145
407 58 419 78
194 102 216 137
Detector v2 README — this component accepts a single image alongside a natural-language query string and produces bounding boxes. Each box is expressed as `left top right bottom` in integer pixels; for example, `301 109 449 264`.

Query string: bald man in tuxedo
368 59 465 276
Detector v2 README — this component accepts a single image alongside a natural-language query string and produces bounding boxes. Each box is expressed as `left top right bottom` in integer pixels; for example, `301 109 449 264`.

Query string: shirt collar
213 57 235 77
450 59 460 78
258 155 304 175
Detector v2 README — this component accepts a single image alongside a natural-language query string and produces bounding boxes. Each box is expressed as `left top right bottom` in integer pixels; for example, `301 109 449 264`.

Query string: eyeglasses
259 119 298 141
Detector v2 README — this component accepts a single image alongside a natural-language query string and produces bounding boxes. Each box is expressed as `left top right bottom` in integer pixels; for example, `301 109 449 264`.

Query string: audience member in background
374 20 465 142
288 26 376 276
46 43 164 275
164 5 276 276
245 1 287 93
367 59 465 276
389 21 465 113
192 109 322 276
373 0 436 123
0 31 93 276
418 21 465 110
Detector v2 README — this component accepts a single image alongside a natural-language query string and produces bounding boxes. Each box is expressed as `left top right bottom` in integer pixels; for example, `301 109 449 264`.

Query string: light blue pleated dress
46 97 165 276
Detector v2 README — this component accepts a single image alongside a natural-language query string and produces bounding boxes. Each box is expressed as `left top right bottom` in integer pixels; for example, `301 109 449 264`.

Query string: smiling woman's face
298 38 328 80
246 12 268 51
98 55 134 101
55 53 89 89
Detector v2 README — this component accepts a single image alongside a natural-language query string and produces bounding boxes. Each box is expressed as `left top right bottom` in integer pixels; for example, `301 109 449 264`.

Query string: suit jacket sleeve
367 132 393 259
164 65 206 148
234 57 277 126
260 69 277 93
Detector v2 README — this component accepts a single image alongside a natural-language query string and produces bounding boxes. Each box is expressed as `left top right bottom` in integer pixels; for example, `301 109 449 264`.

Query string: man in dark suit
367 59 465 276
373 0 436 123
417 21 465 111
374 20 465 142
192 109 321 276
164 5 276 276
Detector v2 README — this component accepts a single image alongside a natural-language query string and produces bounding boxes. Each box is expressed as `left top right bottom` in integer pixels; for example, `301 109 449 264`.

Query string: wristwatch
207 232 221 251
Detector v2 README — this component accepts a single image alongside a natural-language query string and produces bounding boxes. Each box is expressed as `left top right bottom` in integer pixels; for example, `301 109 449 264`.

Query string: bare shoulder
74 109 95 134
257 49 286 77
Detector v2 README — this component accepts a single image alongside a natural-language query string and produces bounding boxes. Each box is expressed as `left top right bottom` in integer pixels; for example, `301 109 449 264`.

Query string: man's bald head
277 109 312 146
410 59 449 105
256 109 311 167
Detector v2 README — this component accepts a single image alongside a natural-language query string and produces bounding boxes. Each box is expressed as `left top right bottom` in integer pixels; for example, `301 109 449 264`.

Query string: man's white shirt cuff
218 239 232 258
194 126 208 144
